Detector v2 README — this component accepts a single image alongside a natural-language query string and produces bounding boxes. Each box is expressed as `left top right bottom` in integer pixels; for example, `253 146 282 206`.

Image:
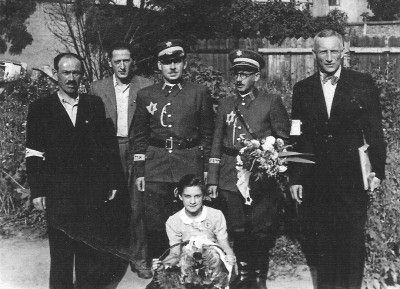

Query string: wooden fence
188 36 400 85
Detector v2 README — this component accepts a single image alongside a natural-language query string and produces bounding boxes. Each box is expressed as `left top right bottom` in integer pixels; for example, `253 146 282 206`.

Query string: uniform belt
222 146 239 156
149 137 200 150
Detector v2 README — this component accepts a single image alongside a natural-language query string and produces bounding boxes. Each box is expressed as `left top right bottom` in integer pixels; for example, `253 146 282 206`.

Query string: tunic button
168 125 172 128
238 126 242 129
241 102 245 106
167 114 171 117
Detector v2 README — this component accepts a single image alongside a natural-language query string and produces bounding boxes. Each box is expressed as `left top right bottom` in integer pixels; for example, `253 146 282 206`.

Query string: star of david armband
134 154 145 162
209 158 221 165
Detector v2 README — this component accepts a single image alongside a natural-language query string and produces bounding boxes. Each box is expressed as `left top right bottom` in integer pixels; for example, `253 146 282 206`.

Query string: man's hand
368 172 381 192
107 189 117 201
136 177 145 192
290 185 303 204
208 185 218 198
32 197 46 210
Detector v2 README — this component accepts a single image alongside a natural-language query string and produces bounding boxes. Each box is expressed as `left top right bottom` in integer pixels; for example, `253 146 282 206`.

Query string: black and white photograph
0 0 399 288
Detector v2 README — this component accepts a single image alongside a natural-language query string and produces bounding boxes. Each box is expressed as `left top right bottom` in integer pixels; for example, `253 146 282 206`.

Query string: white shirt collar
179 206 208 224
113 74 130 88
320 65 342 82
58 91 79 106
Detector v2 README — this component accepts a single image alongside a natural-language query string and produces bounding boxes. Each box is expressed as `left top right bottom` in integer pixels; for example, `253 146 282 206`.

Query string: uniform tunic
133 81 214 182
208 89 290 193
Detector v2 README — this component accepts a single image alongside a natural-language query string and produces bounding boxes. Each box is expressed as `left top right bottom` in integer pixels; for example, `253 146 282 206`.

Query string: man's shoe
131 260 153 279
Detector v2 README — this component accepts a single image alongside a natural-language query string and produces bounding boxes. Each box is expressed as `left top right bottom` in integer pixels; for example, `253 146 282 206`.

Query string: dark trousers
118 137 148 265
299 188 368 289
48 226 127 289
142 181 180 260
220 186 279 273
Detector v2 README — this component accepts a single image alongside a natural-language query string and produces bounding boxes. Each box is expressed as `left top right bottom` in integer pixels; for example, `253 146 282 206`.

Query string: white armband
26 148 45 159
134 154 145 161
209 158 221 164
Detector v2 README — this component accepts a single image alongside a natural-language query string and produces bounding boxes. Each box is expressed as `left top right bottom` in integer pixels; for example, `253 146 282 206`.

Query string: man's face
233 69 260 93
109 49 133 81
56 57 82 96
313 36 344 75
157 58 187 83
179 186 204 217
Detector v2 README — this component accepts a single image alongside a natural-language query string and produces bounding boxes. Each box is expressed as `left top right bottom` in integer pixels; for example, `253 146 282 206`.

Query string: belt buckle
165 137 173 151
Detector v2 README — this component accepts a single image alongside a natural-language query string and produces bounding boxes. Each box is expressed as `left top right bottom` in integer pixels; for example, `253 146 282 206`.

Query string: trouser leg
48 226 75 289
143 182 177 260
75 243 128 289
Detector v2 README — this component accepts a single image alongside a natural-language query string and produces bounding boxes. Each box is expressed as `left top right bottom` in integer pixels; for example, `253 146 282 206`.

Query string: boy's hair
176 174 205 196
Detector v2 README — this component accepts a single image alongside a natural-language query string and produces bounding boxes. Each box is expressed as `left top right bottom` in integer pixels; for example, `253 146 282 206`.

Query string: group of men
26 28 386 289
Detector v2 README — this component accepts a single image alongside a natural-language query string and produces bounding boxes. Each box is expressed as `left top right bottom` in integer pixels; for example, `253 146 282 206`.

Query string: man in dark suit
26 53 128 289
207 49 290 288
91 42 153 279
133 39 214 259
290 29 386 289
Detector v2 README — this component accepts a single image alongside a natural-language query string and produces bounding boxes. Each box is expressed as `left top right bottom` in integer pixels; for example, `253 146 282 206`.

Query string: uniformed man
207 49 290 288
132 39 214 259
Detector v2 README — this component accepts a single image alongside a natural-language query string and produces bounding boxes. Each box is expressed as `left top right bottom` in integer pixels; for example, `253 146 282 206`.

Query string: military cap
229 49 265 71
156 39 186 62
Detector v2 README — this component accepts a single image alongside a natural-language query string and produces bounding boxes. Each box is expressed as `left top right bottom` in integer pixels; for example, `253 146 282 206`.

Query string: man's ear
179 195 183 201
157 61 162 71
52 69 58 81
312 50 317 59
255 72 260 82
183 59 188 70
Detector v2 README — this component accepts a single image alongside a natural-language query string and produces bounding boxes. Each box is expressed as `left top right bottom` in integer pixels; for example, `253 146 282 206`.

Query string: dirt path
0 237 313 289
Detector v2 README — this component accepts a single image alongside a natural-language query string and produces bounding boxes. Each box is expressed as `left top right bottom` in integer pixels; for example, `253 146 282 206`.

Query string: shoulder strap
234 105 258 139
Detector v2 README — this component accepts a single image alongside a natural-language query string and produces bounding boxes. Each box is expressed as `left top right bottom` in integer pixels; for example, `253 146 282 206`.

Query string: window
329 0 340 6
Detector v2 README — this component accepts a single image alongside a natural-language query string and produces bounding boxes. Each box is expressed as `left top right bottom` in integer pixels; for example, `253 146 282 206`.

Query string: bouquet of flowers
151 237 233 289
236 136 313 205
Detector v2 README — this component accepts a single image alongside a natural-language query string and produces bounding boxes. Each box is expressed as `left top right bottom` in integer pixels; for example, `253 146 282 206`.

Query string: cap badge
166 41 172 47
236 50 243 56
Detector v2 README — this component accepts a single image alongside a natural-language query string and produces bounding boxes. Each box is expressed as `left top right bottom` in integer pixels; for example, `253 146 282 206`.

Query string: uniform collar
236 89 257 106
179 206 208 224
162 82 183 91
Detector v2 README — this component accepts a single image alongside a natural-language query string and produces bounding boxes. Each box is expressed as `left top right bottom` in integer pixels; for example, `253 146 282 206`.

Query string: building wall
312 0 371 22
0 2 68 69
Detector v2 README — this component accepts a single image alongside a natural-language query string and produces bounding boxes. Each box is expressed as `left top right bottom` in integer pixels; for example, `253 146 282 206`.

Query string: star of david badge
226 111 236 125
166 41 172 47
146 102 158 115
236 50 243 56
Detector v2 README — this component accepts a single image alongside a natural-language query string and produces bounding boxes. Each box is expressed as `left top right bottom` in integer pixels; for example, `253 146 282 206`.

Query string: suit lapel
310 73 329 123
104 77 117 126
128 76 140 130
329 69 351 123
50 93 75 130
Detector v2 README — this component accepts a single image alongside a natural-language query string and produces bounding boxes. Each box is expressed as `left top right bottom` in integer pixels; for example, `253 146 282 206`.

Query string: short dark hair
108 42 133 59
53 53 83 71
176 174 205 196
